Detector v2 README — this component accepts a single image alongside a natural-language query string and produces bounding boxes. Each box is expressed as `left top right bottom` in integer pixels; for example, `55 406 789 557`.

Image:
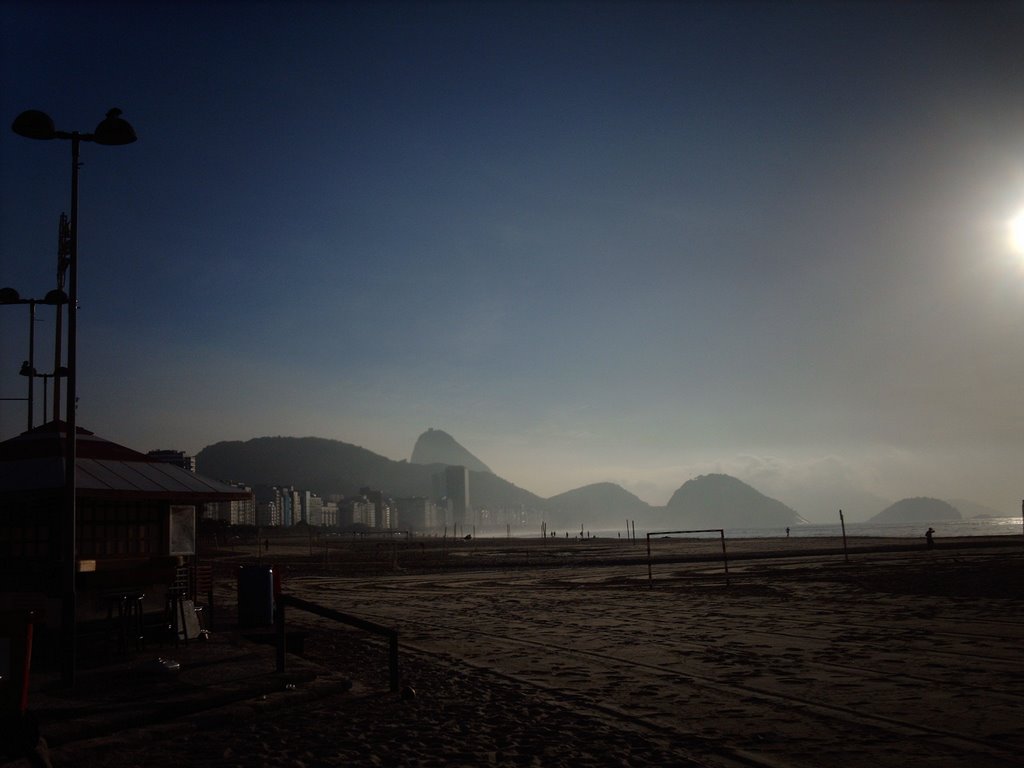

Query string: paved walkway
7 627 354 767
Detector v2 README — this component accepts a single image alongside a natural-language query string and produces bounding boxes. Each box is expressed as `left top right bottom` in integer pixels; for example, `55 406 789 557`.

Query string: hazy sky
3 1 1024 519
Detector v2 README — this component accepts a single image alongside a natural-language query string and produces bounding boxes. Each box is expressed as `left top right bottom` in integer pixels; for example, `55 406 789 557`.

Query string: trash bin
237 566 275 627
0 611 33 715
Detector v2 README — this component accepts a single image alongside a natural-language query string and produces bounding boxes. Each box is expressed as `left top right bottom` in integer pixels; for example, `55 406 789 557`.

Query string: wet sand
20 535 1024 767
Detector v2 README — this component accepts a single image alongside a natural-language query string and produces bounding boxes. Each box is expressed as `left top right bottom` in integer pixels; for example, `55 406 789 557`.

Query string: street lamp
18 362 68 425
0 288 67 430
12 108 136 685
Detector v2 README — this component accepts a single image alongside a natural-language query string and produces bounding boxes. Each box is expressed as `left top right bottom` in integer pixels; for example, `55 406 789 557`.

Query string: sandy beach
13 534 1024 767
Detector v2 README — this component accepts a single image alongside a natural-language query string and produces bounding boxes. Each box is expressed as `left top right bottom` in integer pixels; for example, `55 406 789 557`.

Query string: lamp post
0 287 67 429
12 108 136 685
18 362 67 426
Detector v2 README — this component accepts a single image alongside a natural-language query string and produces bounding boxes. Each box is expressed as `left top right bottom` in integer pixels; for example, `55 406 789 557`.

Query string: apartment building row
155 450 468 532
196 480 445 533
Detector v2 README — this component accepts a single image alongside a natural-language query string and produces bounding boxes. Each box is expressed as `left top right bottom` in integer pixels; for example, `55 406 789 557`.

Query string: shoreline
211 532 1023 580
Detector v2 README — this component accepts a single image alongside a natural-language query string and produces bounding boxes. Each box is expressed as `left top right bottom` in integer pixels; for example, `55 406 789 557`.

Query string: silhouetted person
786 527 790 537
925 527 935 549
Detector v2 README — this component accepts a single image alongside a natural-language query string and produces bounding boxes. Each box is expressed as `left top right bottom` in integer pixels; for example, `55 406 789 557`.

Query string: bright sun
1009 210 1024 253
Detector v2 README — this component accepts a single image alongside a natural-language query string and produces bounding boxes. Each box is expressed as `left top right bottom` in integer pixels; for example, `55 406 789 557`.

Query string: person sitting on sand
925 527 935 549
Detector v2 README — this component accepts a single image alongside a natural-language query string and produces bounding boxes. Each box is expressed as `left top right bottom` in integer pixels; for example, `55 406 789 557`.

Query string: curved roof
0 422 251 502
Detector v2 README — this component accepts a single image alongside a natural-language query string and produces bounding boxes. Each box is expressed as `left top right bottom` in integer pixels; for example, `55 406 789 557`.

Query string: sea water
585 516 1024 540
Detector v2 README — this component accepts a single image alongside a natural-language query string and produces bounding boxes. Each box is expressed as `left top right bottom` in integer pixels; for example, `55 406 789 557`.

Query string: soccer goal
645 529 730 588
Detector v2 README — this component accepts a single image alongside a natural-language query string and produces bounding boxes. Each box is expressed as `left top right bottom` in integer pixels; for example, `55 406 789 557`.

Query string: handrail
275 593 400 692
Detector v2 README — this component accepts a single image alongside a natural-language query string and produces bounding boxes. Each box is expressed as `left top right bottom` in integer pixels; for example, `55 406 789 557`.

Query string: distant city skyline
2 2 1023 516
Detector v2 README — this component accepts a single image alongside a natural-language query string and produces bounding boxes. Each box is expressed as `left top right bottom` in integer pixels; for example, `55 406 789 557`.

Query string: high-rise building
321 500 338 528
300 490 323 526
203 483 255 525
395 497 438 531
359 487 396 529
444 465 469 529
147 449 196 473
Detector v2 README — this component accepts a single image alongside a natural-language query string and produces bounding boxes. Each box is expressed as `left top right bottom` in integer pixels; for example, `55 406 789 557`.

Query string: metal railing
275 593 400 692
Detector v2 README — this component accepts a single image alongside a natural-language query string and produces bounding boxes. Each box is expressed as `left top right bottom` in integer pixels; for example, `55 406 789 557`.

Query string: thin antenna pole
839 509 849 564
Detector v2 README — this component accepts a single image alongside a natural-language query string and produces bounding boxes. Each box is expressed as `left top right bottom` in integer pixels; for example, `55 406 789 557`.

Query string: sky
2 1 1024 520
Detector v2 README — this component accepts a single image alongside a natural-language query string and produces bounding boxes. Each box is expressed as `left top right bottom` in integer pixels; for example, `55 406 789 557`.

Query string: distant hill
545 482 652 527
197 436 847 534
198 436 430 497
410 428 492 474
870 497 960 523
197 436 539 509
947 498 1008 519
662 473 805 529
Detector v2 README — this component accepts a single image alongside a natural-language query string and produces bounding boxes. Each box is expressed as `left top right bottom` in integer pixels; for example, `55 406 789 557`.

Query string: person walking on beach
925 527 935 549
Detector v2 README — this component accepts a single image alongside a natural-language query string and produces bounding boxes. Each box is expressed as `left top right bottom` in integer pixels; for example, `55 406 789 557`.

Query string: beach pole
839 509 849 563
719 530 730 586
275 597 286 673
646 532 653 588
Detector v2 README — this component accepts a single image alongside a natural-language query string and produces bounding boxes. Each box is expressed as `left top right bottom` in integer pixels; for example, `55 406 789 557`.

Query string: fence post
389 630 400 692
719 530 730 586
276 596 286 673
646 533 653 588
840 509 849 564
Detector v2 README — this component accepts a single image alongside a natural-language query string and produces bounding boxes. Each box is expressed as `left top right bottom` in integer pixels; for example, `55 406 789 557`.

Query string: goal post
646 529 730 588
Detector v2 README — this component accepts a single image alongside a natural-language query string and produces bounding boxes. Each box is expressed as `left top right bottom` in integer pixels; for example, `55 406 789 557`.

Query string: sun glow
1009 209 1024 254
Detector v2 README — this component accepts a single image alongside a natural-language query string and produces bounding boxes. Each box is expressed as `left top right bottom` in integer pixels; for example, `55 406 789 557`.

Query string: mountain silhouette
870 497 961 523
662 473 805 529
947 498 1005 519
197 436 536 509
410 428 492 473
546 482 651 526
197 436 815 532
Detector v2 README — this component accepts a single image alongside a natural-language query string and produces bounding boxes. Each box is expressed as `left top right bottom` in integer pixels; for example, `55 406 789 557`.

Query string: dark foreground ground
6 535 1023 768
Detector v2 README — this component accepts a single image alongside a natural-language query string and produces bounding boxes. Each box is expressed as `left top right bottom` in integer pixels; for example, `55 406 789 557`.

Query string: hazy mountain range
870 497 961 523
195 429 990 528
411 428 492 473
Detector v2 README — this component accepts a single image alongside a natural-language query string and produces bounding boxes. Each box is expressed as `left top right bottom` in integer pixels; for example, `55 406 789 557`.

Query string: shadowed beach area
9 534 1024 767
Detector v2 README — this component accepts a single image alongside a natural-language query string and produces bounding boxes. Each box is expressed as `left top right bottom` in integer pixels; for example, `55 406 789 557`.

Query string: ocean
588 516 1024 540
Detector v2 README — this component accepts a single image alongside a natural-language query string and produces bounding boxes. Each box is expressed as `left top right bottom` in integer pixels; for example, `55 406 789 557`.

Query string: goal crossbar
645 529 730 587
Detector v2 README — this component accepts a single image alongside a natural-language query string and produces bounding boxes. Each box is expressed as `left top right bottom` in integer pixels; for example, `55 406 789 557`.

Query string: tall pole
839 509 849 564
13 108 136 688
26 301 35 430
53 213 70 422
61 134 80 686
